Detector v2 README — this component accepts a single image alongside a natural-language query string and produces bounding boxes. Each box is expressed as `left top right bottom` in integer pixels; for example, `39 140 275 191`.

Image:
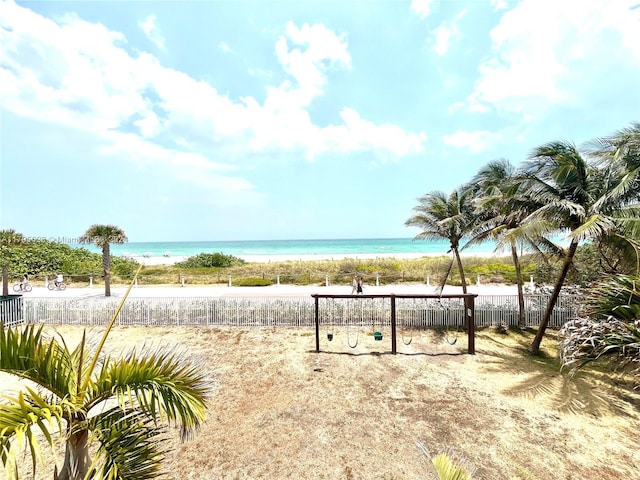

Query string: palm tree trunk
529 239 579 354
102 244 111 297
453 247 468 294
510 240 526 328
56 428 91 480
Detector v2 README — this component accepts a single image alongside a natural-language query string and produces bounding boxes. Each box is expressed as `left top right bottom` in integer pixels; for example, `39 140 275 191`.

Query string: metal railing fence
18 294 580 328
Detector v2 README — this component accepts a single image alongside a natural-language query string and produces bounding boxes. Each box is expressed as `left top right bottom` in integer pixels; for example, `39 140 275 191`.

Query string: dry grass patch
2 325 639 479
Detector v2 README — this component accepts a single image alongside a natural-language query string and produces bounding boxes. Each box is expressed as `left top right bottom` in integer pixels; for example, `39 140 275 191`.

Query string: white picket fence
18 295 579 329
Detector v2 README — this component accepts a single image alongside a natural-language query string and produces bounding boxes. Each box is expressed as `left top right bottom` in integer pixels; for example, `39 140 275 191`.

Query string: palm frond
88 346 210 440
0 324 75 399
0 389 65 479
89 407 167 480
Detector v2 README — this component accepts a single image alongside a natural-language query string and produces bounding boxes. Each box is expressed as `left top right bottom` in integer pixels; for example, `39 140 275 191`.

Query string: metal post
2 265 7 296
391 295 397 354
466 296 475 355
314 295 320 353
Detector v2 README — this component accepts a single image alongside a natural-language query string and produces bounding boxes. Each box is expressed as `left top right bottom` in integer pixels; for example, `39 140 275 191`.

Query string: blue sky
1 0 639 242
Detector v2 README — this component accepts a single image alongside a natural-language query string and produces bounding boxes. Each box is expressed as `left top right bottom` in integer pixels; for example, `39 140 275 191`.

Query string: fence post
426 275 430 286
529 275 534 289
228 275 232 287
89 276 93 288
180 275 185 287
277 275 280 286
376 274 379 286
325 275 329 287
476 274 481 286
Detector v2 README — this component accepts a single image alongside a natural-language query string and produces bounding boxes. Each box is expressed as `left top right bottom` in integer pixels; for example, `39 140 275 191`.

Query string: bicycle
12 282 33 293
48 281 67 291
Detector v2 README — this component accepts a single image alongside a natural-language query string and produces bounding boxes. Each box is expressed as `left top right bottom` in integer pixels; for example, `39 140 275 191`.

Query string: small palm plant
417 441 475 480
0 269 210 480
560 275 640 381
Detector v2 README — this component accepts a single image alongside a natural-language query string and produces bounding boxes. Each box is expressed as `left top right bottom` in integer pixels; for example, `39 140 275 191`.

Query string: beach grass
98 255 535 288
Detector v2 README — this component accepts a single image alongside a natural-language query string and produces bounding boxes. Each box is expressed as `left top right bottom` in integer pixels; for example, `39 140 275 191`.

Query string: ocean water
71 238 496 259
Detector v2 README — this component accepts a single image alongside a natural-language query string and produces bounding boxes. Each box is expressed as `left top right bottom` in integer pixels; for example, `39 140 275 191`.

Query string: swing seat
373 331 383 341
327 333 334 341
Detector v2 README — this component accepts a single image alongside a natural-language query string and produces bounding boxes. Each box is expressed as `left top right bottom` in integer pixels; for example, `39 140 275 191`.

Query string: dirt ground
3 324 640 480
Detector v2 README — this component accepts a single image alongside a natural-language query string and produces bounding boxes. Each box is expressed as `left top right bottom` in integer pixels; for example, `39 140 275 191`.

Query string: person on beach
357 276 364 294
351 276 358 294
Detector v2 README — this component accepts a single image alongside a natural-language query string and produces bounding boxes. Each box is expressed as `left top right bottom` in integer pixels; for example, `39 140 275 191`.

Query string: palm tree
585 123 640 271
468 159 530 327
405 188 474 293
79 225 128 297
0 271 210 480
519 140 640 354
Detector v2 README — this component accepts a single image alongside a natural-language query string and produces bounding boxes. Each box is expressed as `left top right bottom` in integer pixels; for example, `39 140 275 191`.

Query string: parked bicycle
12 281 32 293
48 281 67 291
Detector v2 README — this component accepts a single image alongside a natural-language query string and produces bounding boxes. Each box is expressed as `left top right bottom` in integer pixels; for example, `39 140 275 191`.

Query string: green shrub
176 252 245 268
232 277 272 286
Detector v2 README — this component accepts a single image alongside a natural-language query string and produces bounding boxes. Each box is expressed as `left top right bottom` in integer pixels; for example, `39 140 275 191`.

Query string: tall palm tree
79 225 128 297
586 123 640 270
469 159 530 327
519 140 640 354
0 271 210 480
405 188 474 293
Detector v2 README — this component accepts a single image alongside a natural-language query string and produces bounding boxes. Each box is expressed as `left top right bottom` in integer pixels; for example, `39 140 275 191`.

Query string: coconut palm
585 123 640 270
468 159 533 327
405 188 474 293
79 225 128 297
0 274 210 480
519 140 640 354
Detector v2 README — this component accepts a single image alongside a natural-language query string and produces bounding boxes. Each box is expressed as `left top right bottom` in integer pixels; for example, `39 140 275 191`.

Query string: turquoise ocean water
72 238 496 259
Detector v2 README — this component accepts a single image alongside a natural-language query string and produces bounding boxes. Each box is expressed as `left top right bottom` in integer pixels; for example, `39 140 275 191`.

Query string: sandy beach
129 250 499 266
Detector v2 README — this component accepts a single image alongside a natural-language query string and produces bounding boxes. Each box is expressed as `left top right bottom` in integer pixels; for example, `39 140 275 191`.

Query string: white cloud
443 130 503 153
433 23 456 56
411 0 433 18
0 0 427 187
431 10 466 56
463 0 640 115
491 0 508 10
139 14 165 50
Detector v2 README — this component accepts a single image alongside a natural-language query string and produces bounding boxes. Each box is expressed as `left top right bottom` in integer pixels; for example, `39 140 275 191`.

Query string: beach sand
130 251 499 266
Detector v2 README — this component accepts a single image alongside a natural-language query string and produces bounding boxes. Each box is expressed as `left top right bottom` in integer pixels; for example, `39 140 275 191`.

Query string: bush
176 252 245 268
232 277 272 287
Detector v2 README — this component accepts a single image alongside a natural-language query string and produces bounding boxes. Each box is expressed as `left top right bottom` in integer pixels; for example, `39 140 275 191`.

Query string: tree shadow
474 330 640 416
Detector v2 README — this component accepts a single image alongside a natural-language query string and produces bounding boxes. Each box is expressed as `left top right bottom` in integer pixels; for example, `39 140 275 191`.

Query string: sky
1 0 639 243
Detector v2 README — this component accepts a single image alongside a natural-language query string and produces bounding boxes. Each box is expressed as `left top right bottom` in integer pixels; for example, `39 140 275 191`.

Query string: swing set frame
312 293 477 355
